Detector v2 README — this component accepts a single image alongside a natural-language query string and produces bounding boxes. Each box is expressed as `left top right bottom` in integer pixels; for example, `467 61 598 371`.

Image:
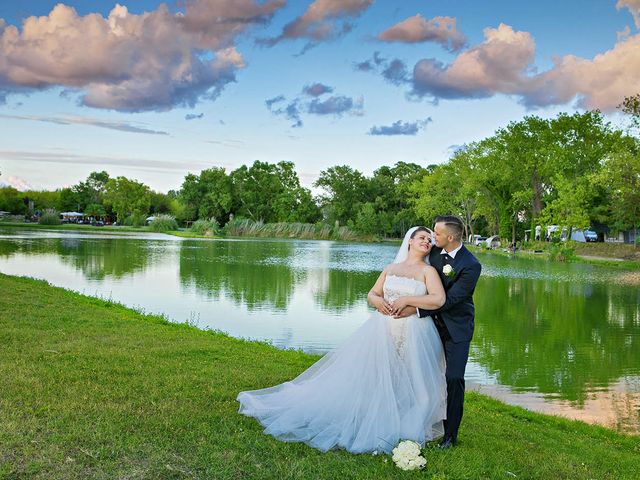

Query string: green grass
164 230 219 239
468 243 640 269
0 222 155 235
1 274 639 479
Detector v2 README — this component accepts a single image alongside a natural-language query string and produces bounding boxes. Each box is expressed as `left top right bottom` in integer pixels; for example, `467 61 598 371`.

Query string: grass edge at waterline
1 273 639 479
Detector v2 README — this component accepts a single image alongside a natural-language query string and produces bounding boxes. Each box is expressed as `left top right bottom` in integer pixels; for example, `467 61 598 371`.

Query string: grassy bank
0 221 370 242
522 240 639 261
0 221 204 240
1 274 639 479
0 222 158 235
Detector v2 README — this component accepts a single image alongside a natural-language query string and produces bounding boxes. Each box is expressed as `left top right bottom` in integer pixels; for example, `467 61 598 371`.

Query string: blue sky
0 1 638 193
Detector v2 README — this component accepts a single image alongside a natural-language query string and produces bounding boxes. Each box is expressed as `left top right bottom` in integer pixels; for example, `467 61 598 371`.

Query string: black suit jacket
418 245 481 343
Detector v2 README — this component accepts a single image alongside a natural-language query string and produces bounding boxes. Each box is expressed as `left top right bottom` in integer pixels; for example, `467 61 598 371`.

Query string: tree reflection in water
473 274 640 404
179 239 299 312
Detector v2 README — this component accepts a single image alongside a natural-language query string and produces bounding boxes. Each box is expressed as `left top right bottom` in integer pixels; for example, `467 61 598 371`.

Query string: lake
1 227 639 434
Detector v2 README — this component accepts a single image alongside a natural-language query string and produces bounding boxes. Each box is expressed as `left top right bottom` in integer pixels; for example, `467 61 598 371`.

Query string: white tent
60 212 84 217
570 230 586 242
485 235 501 249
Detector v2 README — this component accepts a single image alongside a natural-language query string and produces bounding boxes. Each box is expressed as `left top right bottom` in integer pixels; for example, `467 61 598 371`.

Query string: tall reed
222 218 364 241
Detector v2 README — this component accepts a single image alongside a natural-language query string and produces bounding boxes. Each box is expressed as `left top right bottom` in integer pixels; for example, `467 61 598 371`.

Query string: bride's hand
374 297 393 315
390 298 409 316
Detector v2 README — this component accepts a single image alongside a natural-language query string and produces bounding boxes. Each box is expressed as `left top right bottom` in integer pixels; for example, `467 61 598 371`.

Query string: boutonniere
443 264 456 277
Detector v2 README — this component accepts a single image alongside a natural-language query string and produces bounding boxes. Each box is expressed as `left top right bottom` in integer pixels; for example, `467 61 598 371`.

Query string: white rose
391 441 427 471
443 264 453 275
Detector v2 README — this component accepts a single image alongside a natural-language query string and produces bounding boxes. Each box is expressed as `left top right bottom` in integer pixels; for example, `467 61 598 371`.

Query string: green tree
72 171 110 212
536 112 618 235
21 190 59 213
149 191 173 215
230 161 318 223
180 167 233 222
454 138 526 241
103 177 151 223
538 175 591 232
368 162 427 236
0 187 26 214
411 164 461 226
270 161 320 223
84 203 107 217
56 188 79 212
314 165 368 225
595 139 640 245
621 93 640 130
354 202 380 235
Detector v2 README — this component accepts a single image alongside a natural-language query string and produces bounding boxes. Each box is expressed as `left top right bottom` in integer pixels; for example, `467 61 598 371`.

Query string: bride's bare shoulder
422 264 438 276
382 264 396 274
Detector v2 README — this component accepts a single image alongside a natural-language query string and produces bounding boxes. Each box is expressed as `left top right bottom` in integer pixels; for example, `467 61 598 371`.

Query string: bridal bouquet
391 440 427 471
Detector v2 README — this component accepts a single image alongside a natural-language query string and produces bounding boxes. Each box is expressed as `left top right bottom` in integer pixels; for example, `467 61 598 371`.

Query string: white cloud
378 14 466 52
261 0 373 48
406 23 640 111
0 175 32 191
0 149 210 172
412 24 535 99
617 0 640 28
0 114 168 135
521 33 640 110
0 1 284 111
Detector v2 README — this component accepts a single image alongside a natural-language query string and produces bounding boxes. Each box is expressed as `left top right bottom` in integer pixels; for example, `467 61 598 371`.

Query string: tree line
1 100 639 240
0 160 428 236
414 107 640 242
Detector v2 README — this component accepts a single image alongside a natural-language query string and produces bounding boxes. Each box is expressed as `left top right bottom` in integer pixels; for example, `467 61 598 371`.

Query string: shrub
190 218 221 236
548 243 576 262
122 213 147 227
149 214 179 232
38 209 61 225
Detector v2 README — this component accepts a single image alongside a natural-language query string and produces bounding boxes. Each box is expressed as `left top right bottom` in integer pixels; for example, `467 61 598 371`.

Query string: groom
401 215 481 448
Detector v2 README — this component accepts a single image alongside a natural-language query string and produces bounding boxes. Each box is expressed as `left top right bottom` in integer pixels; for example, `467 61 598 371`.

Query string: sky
0 0 639 193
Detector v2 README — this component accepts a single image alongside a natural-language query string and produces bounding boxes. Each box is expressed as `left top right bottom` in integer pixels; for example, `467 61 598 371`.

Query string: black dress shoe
438 437 457 449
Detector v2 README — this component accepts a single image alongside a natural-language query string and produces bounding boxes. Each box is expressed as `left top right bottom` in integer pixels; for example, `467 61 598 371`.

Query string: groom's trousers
434 317 470 442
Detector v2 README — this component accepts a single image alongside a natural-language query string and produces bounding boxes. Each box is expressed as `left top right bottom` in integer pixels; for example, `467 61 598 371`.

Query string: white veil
392 226 434 264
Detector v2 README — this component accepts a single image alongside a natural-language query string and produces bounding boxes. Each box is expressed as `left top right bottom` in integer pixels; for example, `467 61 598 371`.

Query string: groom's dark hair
434 215 464 241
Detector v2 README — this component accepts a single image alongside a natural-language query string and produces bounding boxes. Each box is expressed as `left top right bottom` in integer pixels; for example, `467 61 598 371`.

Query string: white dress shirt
441 243 463 259
417 243 463 315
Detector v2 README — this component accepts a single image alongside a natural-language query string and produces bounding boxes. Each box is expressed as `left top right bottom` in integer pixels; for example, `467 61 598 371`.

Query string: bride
236 226 447 454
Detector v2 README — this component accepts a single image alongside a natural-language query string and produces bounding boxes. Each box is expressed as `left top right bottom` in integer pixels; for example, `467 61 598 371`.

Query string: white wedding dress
237 274 446 454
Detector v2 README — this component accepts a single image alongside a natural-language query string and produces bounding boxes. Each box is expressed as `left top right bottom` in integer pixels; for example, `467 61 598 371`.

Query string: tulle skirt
237 312 447 454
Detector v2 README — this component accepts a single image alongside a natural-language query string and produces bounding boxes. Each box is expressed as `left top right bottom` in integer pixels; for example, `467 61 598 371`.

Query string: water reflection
473 276 640 404
178 239 300 312
0 234 168 279
0 228 639 433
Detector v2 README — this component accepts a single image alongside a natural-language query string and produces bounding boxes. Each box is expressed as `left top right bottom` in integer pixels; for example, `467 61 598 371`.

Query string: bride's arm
389 267 445 315
367 267 393 315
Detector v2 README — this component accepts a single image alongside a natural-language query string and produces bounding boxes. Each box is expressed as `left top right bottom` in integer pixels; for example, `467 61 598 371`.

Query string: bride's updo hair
408 226 431 249
411 226 429 238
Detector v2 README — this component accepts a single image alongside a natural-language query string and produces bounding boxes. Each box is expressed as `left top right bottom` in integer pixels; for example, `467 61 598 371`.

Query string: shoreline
1 272 639 479
2 221 639 268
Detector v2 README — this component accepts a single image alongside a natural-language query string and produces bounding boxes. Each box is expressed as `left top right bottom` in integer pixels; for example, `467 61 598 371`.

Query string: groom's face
433 222 452 249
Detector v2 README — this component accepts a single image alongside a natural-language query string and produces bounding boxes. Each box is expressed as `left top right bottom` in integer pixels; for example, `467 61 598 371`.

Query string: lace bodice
383 274 427 303
383 275 427 356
